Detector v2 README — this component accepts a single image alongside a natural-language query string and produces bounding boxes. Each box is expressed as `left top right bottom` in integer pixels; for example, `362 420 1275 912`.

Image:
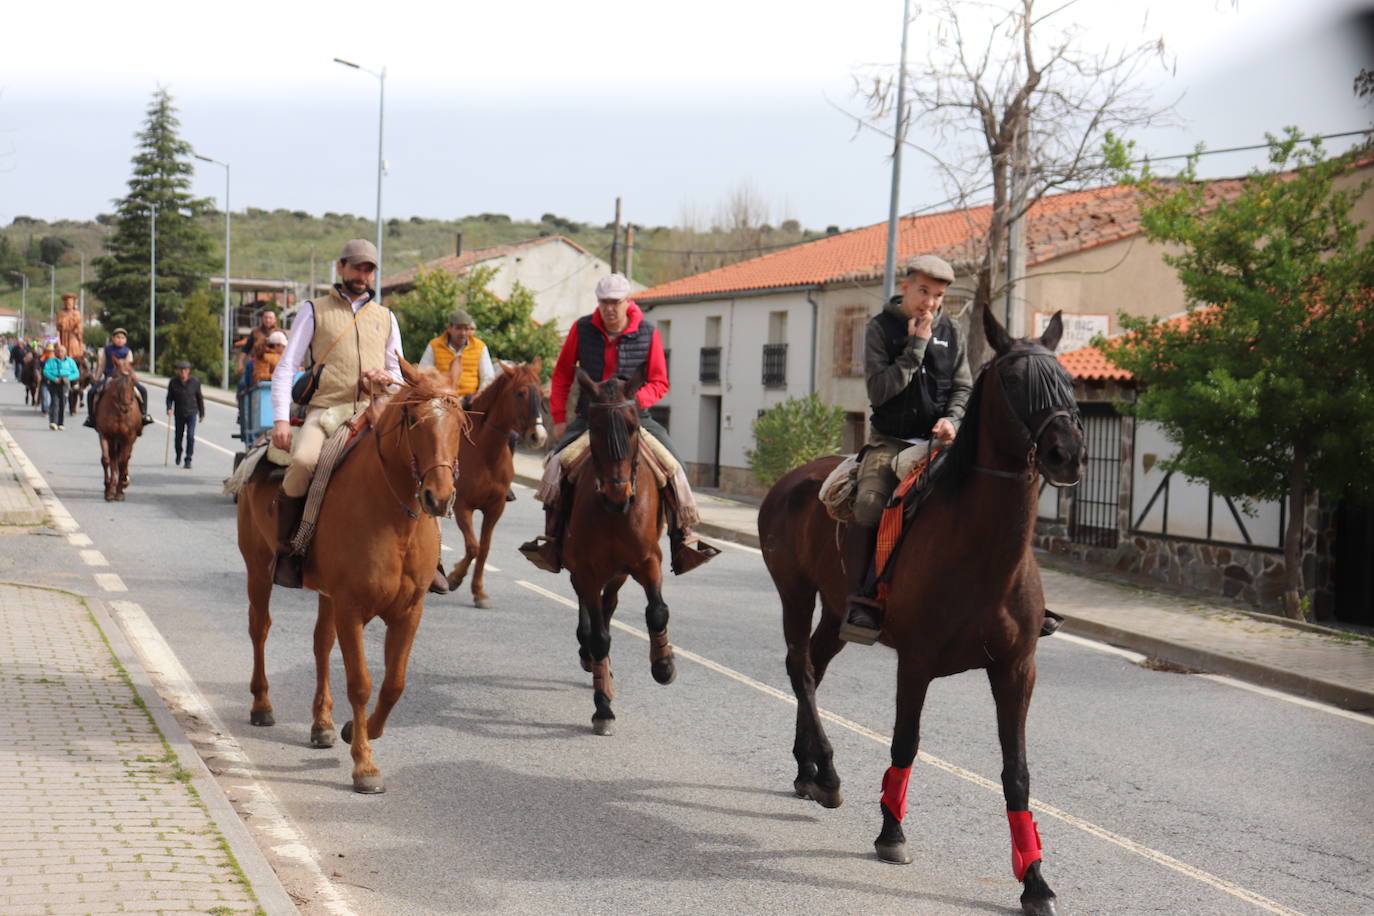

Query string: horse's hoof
474 596 491 609
352 773 385 794
104 494 114 502
797 780 844 809
1021 898 1058 916
875 839 912 865
579 654 592 673
651 658 676 685
340 720 354 743
250 710 275 727
310 727 336 748
114 493 125 501
592 717 616 737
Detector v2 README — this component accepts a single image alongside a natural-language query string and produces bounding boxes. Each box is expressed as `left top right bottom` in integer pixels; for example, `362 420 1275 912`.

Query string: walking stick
164 413 172 466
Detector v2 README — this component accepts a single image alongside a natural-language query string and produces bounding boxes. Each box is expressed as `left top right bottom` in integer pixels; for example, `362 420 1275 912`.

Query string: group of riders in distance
13 238 1087 915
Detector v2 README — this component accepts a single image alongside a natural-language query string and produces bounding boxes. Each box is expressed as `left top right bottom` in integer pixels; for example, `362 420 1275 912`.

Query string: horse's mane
929 364 987 493
467 363 539 416
589 375 637 462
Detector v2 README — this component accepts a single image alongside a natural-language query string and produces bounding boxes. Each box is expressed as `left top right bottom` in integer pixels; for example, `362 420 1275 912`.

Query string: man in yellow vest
268 239 446 593
418 307 493 405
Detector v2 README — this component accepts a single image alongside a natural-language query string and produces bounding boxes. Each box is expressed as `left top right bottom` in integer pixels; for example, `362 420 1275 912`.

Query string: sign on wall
1033 311 1109 353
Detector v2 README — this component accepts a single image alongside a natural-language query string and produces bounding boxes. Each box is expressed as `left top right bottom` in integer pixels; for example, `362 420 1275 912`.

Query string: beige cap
595 273 631 301
905 254 955 283
338 238 379 268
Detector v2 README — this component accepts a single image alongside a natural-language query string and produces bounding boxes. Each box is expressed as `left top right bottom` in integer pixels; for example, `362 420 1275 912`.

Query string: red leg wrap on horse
1007 809 1043 881
880 765 912 821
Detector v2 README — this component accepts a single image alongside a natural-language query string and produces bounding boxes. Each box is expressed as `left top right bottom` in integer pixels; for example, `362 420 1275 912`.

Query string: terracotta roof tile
1056 308 1211 382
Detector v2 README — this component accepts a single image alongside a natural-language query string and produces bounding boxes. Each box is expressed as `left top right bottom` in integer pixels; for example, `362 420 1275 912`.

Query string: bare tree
857 0 1174 363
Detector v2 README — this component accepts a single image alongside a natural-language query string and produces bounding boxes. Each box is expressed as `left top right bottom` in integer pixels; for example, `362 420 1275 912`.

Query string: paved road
2 380 1371 916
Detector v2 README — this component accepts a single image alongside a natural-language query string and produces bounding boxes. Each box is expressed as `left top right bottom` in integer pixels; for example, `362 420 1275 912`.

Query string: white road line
515 578 1308 916
93 572 127 592
79 549 109 567
149 416 237 457
67 532 93 547
107 600 354 915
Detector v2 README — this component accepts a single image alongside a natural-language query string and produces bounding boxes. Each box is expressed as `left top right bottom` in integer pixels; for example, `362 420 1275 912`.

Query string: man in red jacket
519 273 718 575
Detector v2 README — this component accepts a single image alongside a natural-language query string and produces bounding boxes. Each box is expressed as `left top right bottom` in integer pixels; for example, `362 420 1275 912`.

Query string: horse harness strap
372 402 459 522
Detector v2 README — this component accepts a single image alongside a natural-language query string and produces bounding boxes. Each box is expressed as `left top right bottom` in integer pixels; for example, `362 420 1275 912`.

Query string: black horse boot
83 389 100 428
838 521 882 645
272 495 307 589
1040 609 1065 637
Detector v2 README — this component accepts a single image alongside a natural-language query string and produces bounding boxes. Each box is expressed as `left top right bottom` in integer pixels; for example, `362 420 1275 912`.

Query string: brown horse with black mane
758 306 1085 916
236 361 466 793
563 366 678 736
442 359 547 606
94 359 141 502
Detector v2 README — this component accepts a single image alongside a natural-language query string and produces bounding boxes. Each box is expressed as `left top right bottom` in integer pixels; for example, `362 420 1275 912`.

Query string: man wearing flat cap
418 304 494 405
519 273 719 576
269 238 434 590
840 254 972 645
165 360 204 469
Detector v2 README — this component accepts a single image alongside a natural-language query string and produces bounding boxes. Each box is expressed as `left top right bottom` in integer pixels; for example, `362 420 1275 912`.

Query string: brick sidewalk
0 583 263 915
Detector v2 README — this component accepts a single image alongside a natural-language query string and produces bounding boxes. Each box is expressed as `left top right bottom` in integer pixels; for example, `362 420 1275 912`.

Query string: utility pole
611 197 622 274
624 226 635 282
882 0 913 302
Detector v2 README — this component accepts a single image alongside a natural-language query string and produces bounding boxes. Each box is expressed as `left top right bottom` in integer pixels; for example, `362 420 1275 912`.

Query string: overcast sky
2 0 1370 232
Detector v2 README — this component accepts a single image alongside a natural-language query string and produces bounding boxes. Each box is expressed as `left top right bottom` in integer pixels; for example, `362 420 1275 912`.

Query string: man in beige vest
269 239 416 588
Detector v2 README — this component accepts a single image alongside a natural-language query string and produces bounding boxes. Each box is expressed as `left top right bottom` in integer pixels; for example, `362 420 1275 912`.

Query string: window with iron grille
762 343 787 388
699 346 721 383
1068 405 1122 547
833 305 868 377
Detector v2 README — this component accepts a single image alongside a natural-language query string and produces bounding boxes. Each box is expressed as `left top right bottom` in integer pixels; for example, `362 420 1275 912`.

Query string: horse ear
982 303 1014 355
531 356 542 376
1038 311 1064 352
576 367 597 399
398 358 421 387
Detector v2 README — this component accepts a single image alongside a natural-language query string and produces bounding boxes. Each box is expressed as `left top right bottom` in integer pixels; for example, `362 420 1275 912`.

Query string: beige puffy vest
306 287 393 409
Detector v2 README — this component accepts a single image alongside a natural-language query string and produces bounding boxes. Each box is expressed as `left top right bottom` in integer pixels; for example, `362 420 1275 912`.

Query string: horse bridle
975 350 1083 486
588 397 640 498
373 400 460 520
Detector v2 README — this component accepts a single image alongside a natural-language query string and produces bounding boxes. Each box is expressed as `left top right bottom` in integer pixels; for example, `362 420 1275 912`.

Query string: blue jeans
173 414 197 463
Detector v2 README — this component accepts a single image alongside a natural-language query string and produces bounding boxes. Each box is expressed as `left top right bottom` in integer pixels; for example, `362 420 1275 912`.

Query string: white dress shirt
270 289 403 421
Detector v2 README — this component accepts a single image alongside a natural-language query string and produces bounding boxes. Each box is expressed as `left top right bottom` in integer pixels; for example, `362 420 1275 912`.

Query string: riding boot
83 391 99 428
839 522 882 645
661 485 720 575
519 498 566 573
271 495 308 589
429 563 449 595
1040 609 1065 638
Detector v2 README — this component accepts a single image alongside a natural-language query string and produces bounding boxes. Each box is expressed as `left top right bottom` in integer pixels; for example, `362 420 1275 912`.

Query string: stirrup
670 536 720 575
518 536 561 573
272 552 304 589
1040 609 1064 638
839 595 884 645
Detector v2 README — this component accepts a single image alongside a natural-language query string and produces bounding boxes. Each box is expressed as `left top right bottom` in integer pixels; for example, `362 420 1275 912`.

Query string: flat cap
338 238 379 267
175 360 191 369
904 254 955 283
595 273 631 301
448 309 474 327
111 327 128 336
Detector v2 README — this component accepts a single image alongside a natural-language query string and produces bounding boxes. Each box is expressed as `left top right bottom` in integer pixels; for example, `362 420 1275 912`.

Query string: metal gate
1068 405 1121 547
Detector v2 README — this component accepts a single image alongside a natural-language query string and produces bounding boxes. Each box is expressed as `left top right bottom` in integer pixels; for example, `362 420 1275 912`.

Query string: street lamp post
194 153 233 388
128 197 159 372
882 0 913 302
39 261 57 330
5 271 27 337
333 56 386 298
71 249 87 318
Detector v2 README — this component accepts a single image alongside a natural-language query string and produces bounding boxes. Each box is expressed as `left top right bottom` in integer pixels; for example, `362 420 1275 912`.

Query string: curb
1060 615 1374 713
0 424 46 526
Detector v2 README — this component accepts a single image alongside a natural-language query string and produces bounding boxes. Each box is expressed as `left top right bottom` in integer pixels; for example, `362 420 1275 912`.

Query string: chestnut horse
564 367 677 736
758 307 1085 916
94 362 141 502
443 359 548 606
236 361 466 793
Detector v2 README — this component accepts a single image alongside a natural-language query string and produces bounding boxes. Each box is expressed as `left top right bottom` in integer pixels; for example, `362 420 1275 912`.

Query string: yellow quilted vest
429 335 486 395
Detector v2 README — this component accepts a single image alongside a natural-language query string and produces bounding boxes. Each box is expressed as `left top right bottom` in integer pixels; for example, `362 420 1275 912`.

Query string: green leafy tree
1101 129 1374 619
88 88 217 366
746 393 845 487
391 264 560 379
157 290 222 379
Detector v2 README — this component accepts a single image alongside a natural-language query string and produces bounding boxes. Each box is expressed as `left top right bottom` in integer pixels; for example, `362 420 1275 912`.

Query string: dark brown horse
94 362 141 502
443 359 548 606
236 361 466 793
758 306 1085 916
564 367 677 735
20 353 40 407
68 355 95 415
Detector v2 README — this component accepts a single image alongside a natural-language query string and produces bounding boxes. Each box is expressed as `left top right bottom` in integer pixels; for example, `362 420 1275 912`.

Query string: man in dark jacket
841 254 972 645
166 360 205 469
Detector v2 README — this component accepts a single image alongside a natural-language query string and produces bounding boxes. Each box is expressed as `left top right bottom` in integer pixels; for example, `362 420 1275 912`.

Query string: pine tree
89 88 217 365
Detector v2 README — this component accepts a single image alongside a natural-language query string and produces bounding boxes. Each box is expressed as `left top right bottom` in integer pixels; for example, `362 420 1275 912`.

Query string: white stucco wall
483 243 619 335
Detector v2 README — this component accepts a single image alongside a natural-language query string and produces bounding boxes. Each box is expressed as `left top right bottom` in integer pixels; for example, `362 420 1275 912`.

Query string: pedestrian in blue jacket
43 343 80 429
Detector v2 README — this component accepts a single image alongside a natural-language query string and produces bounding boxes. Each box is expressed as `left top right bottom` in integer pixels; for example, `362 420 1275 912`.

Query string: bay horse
236 360 465 793
94 361 141 502
443 359 548 606
20 353 40 408
758 306 1085 916
68 355 95 416
564 366 677 736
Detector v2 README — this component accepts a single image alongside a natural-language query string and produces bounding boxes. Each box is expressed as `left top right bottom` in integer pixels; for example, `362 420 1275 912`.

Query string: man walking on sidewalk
166 360 205 469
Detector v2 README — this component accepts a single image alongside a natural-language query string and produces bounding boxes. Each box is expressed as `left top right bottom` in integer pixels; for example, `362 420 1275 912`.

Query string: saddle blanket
818 441 931 522
222 402 365 497
536 428 676 503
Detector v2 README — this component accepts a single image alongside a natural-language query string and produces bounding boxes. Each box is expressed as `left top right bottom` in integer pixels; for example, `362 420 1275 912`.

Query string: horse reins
371 400 460 520
974 350 1083 486
588 398 640 497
